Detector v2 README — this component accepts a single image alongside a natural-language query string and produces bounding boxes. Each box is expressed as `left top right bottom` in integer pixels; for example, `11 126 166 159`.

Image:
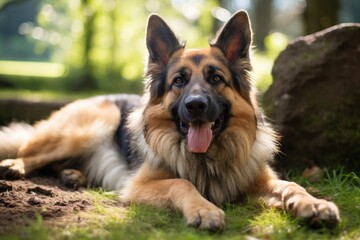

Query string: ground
0 175 124 237
1 170 360 240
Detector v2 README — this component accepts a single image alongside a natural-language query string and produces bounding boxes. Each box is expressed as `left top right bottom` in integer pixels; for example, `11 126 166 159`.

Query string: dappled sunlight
0 61 65 77
0 0 307 93
253 32 288 93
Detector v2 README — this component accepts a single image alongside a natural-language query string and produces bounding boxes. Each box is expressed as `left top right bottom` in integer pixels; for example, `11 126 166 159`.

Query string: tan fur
0 98 121 178
0 123 34 159
0 11 339 231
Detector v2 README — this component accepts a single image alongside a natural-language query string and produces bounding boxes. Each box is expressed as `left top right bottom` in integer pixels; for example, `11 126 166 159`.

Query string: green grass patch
0 89 109 101
2 170 360 240
0 61 65 78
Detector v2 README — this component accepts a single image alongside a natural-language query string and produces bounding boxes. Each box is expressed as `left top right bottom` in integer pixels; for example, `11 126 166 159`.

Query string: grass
0 61 65 78
1 169 360 240
0 89 111 101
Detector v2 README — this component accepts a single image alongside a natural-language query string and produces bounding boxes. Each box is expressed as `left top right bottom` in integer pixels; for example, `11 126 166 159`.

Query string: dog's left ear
146 14 183 66
212 11 252 63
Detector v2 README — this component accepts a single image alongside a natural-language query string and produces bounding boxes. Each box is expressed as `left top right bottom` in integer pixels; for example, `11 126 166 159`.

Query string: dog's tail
0 122 34 159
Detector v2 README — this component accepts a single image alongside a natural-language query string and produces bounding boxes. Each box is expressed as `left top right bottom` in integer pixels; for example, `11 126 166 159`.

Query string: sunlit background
0 0 359 99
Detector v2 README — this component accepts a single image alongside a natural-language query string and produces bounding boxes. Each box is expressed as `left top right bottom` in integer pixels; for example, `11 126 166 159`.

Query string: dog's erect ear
146 14 182 66
212 11 252 63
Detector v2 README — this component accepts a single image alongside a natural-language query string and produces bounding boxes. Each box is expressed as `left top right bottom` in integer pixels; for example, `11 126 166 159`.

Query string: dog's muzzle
179 94 224 153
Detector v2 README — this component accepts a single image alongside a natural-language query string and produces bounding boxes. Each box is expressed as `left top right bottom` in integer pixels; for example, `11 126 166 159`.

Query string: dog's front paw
286 196 340 228
0 159 25 179
184 204 225 232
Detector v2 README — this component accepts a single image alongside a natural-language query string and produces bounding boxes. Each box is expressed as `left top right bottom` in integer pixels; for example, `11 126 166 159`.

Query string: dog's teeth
211 122 215 127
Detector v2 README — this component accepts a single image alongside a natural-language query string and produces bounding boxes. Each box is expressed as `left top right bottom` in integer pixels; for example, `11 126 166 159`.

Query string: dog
0 11 339 231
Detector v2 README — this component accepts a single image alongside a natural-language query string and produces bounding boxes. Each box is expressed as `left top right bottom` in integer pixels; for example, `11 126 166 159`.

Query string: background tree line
0 0 359 93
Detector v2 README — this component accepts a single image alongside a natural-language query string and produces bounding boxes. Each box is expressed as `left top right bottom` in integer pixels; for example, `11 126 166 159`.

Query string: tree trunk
0 0 26 12
303 0 339 35
253 0 273 52
75 0 97 90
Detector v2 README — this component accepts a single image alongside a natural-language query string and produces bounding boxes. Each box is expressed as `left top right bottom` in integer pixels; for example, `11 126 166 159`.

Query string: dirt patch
0 175 111 235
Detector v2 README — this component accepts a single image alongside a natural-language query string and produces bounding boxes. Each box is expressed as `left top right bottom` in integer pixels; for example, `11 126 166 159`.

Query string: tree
0 0 26 12
75 0 97 90
253 0 273 51
303 0 339 35
24 0 218 92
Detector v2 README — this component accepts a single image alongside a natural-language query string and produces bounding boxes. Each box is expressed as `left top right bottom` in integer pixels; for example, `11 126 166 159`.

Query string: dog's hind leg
60 169 87 189
0 98 121 179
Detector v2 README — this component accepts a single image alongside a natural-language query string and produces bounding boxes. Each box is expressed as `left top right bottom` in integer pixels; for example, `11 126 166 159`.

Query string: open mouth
180 114 225 153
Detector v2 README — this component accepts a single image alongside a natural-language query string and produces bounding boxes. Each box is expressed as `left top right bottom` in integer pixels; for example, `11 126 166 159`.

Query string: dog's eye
210 74 224 85
173 76 185 86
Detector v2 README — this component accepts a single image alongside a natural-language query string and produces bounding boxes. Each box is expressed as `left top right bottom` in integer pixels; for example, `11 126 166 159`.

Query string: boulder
263 23 360 172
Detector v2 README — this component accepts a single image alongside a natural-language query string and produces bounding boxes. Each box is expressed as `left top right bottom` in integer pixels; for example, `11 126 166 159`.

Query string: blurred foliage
0 61 65 77
26 0 219 93
253 32 288 93
2 0 358 96
0 0 285 96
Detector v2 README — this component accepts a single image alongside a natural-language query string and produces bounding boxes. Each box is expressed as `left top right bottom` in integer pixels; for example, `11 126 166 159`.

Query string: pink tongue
187 122 212 153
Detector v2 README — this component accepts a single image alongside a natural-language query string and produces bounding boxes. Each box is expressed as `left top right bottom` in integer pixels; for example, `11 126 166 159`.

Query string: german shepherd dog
0 11 339 231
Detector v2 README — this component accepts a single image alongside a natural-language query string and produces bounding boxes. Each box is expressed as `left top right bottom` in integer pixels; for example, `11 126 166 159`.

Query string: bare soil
0 175 114 236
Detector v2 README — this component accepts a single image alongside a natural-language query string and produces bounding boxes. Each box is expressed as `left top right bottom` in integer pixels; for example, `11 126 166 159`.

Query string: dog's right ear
212 11 252 64
146 14 183 66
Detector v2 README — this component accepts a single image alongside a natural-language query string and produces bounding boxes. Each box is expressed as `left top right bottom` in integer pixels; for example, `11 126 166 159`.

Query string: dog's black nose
184 95 208 116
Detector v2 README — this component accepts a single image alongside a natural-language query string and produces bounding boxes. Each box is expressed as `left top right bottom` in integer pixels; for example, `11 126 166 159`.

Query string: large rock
264 23 360 172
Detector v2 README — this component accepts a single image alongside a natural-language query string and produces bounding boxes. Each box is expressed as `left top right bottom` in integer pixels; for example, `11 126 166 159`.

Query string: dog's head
143 11 257 154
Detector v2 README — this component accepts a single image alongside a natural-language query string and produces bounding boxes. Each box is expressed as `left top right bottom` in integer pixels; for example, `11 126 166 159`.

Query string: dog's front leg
255 167 340 228
121 163 225 232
